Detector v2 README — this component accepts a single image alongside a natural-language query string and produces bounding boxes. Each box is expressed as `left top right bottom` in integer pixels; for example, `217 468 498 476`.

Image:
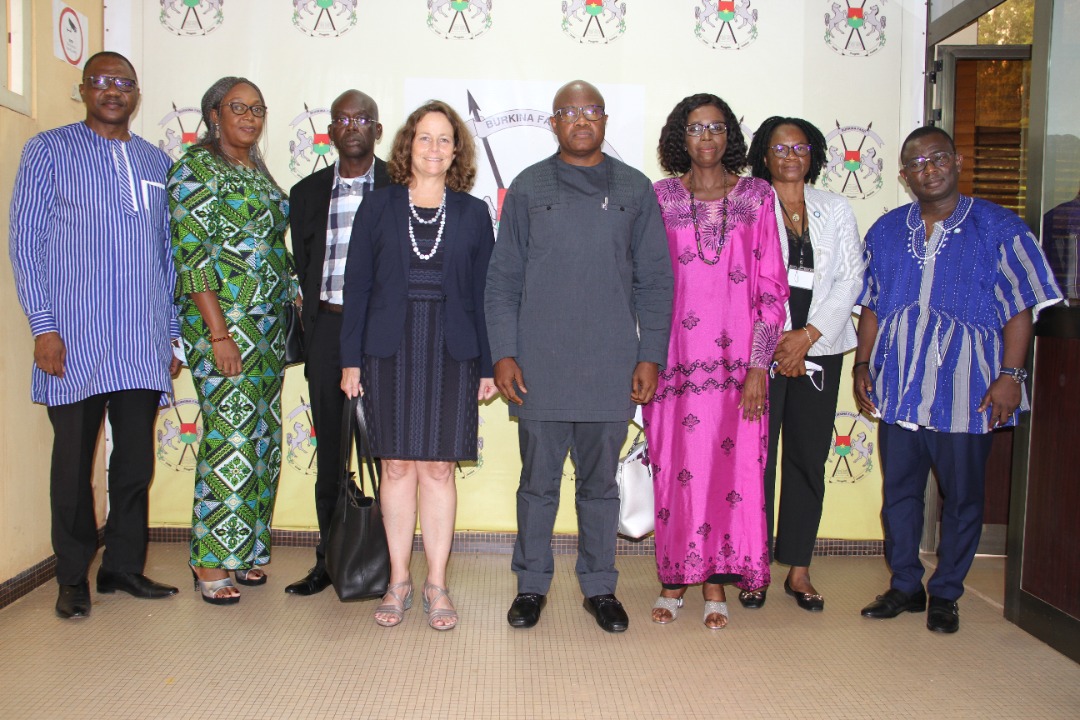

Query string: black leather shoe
96 569 178 598
284 567 332 596
584 594 629 633
738 587 768 609
860 586 927 618
56 582 91 619
507 593 546 628
784 579 824 612
926 596 960 633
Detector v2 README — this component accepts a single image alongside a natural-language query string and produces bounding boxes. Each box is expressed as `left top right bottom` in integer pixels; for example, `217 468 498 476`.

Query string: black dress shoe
738 587 768 609
860 586 927 618
56 582 91 619
507 593 546 628
96 569 178 598
284 567 332 596
926 596 960 633
583 594 629 633
784 579 824 612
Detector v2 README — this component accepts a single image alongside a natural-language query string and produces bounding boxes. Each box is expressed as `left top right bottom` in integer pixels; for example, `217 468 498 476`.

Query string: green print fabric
168 146 295 571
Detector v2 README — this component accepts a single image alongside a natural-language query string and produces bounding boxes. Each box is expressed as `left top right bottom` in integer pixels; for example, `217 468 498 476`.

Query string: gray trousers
512 418 625 597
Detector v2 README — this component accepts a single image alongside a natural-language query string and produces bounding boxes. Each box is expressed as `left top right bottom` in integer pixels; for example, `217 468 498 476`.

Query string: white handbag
616 431 654 539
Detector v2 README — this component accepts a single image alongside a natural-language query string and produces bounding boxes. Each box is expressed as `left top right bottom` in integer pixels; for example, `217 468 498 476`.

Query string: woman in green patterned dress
168 77 296 605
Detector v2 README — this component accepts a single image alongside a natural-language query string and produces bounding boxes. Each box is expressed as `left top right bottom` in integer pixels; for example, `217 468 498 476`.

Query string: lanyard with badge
779 198 814 291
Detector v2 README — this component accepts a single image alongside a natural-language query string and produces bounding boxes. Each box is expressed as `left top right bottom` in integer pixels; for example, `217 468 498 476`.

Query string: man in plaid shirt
287 90 390 595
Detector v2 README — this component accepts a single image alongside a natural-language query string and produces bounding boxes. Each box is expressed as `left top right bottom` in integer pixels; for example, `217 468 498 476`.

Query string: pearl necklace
408 189 447 261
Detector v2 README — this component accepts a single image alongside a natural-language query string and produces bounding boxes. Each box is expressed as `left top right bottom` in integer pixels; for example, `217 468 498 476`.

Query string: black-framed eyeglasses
223 101 268 118
552 105 606 123
330 115 377 129
686 122 727 137
83 75 138 93
903 151 954 173
770 143 812 158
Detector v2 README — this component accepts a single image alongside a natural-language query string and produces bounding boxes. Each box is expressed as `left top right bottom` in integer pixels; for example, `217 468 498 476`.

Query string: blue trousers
511 419 625 597
879 423 993 601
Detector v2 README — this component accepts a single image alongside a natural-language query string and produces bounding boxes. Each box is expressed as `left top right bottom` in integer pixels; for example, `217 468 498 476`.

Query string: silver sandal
651 595 684 624
374 580 413 627
423 582 458 631
190 566 239 606
703 600 729 630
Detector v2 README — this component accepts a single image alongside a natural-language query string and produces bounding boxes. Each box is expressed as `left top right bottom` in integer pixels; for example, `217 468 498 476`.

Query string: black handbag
282 300 304 367
324 396 390 601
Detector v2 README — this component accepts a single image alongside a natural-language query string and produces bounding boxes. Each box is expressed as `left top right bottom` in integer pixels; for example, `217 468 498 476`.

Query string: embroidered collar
905 194 973 266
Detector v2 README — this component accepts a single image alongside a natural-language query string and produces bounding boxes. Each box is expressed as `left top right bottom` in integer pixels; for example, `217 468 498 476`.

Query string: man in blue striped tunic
9 52 182 619
852 127 1062 634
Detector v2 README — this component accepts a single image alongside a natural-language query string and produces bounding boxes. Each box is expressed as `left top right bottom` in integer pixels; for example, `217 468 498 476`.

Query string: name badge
788 267 814 290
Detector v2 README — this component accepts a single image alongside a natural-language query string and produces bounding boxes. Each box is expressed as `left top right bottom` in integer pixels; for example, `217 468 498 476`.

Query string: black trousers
305 311 366 568
47 389 160 585
764 353 844 568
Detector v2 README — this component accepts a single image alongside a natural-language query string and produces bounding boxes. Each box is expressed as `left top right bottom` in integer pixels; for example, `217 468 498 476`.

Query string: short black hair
83 51 137 82
657 93 747 176
901 126 956 158
747 116 828 184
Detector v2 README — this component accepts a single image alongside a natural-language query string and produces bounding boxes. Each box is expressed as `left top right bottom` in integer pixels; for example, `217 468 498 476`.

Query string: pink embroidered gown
643 176 788 590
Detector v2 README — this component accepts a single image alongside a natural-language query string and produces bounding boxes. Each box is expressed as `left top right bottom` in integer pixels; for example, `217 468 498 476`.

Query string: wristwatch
999 367 1028 384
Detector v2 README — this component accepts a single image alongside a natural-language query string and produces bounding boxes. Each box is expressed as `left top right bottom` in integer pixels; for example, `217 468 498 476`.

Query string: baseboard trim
0 531 884 610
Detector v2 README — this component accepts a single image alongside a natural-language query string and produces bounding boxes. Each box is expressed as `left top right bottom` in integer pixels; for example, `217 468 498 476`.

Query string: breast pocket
141 180 167 220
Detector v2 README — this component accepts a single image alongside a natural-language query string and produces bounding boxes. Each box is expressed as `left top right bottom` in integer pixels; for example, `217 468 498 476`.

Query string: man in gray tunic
485 80 673 632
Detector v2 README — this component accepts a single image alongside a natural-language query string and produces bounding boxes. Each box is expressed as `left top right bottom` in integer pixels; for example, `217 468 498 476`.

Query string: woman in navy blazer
341 101 497 631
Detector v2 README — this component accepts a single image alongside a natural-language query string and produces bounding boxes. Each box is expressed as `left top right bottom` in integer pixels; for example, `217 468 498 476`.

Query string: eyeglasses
770 143 812 158
330 115 377 129
903 151 954 174
223 101 268 118
686 122 728 137
552 105 606 123
83 75 138 93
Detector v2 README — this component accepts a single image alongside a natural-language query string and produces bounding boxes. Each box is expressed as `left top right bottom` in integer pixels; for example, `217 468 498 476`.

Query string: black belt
319 301 343 314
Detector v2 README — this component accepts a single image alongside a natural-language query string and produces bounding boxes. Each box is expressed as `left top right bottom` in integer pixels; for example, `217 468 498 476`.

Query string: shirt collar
334 160 376 193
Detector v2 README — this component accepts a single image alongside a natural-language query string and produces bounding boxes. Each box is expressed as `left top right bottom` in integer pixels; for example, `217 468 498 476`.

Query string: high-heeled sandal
422 582 458 631
703 601 729 630
190 566 240 606
234 568 267 586
651 595 684 624
374 579 414 627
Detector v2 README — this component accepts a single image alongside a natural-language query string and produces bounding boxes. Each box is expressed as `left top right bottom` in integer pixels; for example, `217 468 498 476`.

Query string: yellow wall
1 1 104 580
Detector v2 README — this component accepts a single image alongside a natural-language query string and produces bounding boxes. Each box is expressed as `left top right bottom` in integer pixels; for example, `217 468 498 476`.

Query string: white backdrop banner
110 0 926 539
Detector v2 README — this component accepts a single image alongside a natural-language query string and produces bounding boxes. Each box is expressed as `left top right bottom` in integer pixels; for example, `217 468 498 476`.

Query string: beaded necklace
688 170 729 265
408 189 447 261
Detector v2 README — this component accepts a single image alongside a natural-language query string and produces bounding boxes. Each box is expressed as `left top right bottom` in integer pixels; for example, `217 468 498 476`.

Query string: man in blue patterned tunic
853 127 1061 633
9 52 181 619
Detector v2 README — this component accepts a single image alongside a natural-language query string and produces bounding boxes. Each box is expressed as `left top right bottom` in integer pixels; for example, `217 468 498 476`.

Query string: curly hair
747 116 828 185
657 94 747 176
387 101 477 192
196 76 279 188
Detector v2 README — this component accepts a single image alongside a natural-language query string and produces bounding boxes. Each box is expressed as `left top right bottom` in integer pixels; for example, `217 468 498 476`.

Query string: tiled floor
0 545 1077 719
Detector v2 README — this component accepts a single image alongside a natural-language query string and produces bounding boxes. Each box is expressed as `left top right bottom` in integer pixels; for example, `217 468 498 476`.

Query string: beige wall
1 0 103 581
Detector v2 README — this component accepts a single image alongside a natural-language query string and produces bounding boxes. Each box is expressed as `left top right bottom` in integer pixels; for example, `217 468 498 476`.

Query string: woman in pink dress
643 94 788 629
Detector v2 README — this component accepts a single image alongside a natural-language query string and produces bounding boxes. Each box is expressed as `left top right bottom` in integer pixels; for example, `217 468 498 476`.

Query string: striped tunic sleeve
993 224 1062 324
10 137 60 336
